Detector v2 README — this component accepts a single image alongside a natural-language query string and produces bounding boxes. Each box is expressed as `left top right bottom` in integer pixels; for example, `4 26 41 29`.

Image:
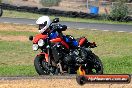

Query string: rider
36 16 79 47
36 16 96 48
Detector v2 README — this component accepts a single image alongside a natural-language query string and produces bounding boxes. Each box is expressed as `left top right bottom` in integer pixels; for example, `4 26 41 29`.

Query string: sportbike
29 18 103 75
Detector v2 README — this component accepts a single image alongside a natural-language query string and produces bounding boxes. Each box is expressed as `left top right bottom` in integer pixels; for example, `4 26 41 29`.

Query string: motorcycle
29 18 103 75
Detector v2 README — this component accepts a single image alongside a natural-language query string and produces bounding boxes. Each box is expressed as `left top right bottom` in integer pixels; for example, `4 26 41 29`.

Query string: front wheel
86 53 103 74
34 55 50 75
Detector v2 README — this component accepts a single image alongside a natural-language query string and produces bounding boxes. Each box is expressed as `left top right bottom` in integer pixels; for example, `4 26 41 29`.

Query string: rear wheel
34 55 50 75
86 53 103 74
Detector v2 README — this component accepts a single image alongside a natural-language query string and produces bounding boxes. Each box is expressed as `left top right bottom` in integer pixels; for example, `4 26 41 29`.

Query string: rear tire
34 55 50 75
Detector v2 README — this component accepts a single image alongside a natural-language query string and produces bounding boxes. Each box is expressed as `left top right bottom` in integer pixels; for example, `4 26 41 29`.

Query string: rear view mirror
29 36 33 41
60 25 67 31
52 18 59 23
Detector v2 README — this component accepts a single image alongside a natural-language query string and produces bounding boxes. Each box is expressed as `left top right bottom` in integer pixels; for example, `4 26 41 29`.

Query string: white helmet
36 16 51 33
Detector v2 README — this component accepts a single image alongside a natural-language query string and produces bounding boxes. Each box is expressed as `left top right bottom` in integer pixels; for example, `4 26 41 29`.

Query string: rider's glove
89 42 97 48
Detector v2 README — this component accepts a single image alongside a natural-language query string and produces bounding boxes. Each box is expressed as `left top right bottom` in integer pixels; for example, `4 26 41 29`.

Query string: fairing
33 34 47 44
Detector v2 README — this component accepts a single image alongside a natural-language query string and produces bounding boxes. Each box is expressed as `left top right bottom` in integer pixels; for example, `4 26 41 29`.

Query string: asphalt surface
0 75 76 80
0 17 132 32
0 75 131 80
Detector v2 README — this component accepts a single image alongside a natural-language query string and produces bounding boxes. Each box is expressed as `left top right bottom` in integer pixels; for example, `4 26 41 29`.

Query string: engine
51 43 88 66
64 48 88 65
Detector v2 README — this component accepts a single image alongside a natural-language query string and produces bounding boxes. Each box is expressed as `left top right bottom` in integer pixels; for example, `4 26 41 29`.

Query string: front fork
47 47 51 67
47 47 64 74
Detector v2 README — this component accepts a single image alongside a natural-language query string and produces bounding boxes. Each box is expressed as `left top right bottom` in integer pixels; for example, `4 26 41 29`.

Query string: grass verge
0 23 132 76
0 30 37 37
0 65 37 76
2 10 132 25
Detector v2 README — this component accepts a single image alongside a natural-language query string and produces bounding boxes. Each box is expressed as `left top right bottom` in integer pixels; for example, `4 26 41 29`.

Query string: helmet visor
38 21 47 30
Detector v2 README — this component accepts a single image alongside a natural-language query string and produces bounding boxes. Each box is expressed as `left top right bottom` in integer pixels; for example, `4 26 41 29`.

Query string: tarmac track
0 75 131 80
0 75 77 80
0 17 132 32
0 75 131 88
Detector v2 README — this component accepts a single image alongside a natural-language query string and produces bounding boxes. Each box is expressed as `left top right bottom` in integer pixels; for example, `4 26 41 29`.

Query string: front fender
37 53 48 62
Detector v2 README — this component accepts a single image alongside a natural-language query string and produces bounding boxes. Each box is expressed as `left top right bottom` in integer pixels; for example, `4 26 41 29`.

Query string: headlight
38 39 44 47
32 44 38 51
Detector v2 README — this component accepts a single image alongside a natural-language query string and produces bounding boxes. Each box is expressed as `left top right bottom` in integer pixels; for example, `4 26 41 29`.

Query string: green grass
0 41 38 76
2 10 132 25
0 30 37 37
0 41 37 65
0 24 132 76
103 56 132 74
0 65 37 76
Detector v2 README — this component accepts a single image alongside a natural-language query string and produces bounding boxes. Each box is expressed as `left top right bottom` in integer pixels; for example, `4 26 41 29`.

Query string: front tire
86 53 103 74
34 55 50 75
